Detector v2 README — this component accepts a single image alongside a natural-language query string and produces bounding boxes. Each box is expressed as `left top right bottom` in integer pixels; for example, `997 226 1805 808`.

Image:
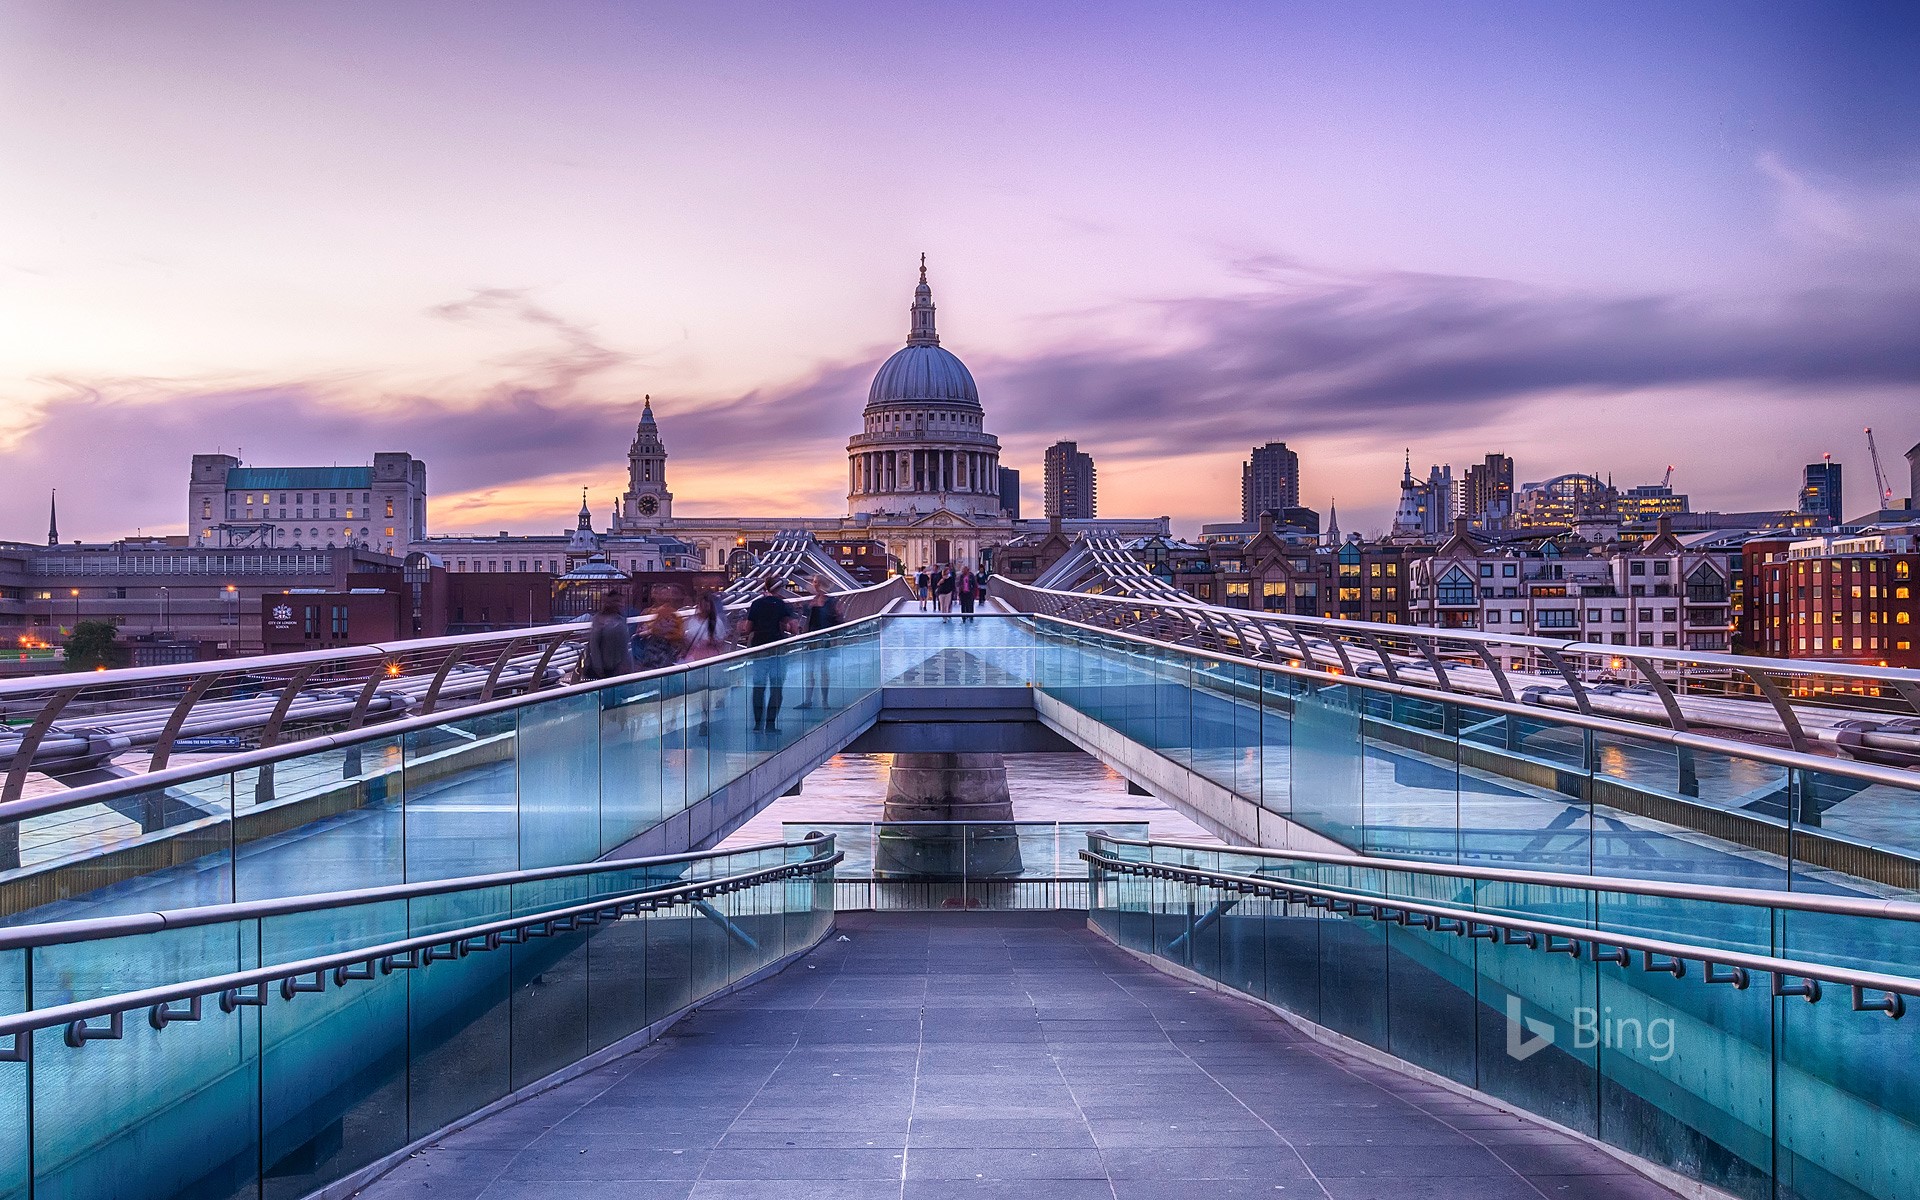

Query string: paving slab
356 910 1684 1200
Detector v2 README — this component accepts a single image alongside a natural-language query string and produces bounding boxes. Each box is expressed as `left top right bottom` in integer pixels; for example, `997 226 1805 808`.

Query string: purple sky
3 1 1917 540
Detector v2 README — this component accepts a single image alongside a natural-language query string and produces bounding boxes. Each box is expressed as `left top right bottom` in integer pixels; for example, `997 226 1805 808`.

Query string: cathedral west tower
614 396 672 531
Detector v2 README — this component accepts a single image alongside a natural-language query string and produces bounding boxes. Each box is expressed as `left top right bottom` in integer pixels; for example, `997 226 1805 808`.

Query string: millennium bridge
1 554 1917 1200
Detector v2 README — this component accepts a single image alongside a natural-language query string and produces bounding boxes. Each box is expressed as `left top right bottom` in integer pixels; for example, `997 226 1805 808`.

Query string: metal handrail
1082 834 1920 923
1081 848 1915 1016
990 577 1920 760
0 575 910 800
1002 603 1920 795
0 832 836 950
0 837 843 1057
0 600 903 831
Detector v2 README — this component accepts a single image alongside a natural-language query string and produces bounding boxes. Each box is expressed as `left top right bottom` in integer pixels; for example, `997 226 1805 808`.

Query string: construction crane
1661 464 1674 489
1866 427 1894 510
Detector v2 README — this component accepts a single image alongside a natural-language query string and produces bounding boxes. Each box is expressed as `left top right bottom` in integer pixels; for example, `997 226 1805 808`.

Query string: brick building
1747 525 1920 668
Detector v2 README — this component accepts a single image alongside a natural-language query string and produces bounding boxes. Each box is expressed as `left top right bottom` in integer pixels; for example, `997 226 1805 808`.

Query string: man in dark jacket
581 597 634 680
740 580 797 733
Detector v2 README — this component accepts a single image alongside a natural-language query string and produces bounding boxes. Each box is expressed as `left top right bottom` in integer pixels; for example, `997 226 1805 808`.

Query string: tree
63 619 129 671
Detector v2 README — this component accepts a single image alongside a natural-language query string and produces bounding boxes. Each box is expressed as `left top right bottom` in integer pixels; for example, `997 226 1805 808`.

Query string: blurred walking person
580 596 634 681
682 587 731 737
799 576 842 709
633 588 685 671
738 580 797 734
956 566 981 623
915 568 930 611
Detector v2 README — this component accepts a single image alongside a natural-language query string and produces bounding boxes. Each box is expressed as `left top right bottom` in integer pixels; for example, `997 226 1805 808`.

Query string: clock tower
618 396 673 529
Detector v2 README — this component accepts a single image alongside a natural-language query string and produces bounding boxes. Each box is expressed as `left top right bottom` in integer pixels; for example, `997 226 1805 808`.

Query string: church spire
47 489 58 546
577 487 593 531
907 253 939 347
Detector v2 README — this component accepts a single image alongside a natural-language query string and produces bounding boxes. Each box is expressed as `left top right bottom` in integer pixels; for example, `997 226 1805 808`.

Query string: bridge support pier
877 752 1023 878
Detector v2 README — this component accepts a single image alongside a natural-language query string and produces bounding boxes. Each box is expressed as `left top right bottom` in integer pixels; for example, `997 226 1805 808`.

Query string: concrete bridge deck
359 912 1679 1200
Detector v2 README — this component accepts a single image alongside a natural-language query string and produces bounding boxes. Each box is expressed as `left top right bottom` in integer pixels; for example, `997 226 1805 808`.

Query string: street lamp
69 588 79 633
159 586 170 638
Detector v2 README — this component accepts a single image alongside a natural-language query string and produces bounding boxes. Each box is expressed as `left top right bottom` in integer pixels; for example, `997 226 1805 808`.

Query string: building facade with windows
1746 525 1920 668
1408 517 1736 655
1044 441 1097 521
1241 442 1301 522
188 453 427 555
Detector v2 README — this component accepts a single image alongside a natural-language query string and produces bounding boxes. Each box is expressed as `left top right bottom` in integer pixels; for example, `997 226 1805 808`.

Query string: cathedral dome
864 257 981 410
867 343 979 407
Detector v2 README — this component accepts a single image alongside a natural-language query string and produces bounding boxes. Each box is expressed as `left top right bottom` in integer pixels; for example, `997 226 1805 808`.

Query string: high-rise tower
1241 443 1300 522
1044 441 1096 519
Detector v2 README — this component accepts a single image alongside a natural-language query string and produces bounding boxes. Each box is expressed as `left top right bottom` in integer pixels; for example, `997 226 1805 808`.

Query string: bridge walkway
360 912 1677 1200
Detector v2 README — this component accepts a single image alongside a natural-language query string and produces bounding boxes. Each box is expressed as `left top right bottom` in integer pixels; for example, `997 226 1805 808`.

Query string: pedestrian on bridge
682 587 733 737
915 568 930 611
935 566 956 618
956 567 980 623
739 580 798 734
800 575 842 709
581 596 635 681
634 593 685 672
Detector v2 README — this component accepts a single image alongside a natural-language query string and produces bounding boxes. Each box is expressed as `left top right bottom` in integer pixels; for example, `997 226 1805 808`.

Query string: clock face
637 494 660 516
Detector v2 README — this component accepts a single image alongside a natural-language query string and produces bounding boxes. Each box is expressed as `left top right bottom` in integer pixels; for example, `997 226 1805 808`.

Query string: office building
1044 441 1097 520
188 452 428 555
1800 459 1845 527
1748 524 1920 668
999 467 1021 520
1461 453 1514 527
1241 442 1301 522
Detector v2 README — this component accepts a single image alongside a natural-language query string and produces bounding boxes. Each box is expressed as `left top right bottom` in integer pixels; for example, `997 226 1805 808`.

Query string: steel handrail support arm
529 631 576 692
1536 647 1593 717
1324 631 1358 678
0 847 844 1044
1354 631 1401 685
345 665 393 731
147 672 220 773
257 664 319 751
1 685 82 807
1412 635 1452 690
1272 620 1319 671
249 663 319 807
1739 665 1812 756
1468 643 1518 705
478 637 529 704
1079 849 1919 1008
418 644 470 716
1621 653 1698 795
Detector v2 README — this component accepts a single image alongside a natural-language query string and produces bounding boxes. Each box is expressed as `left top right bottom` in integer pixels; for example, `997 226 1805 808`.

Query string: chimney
1258 511 1274 537
1656 514 1672 538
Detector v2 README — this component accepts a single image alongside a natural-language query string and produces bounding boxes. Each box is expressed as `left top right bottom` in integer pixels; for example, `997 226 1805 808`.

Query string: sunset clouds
2 2 1915 538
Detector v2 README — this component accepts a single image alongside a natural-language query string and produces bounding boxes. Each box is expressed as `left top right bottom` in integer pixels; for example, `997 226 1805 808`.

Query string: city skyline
4 2 1918 542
